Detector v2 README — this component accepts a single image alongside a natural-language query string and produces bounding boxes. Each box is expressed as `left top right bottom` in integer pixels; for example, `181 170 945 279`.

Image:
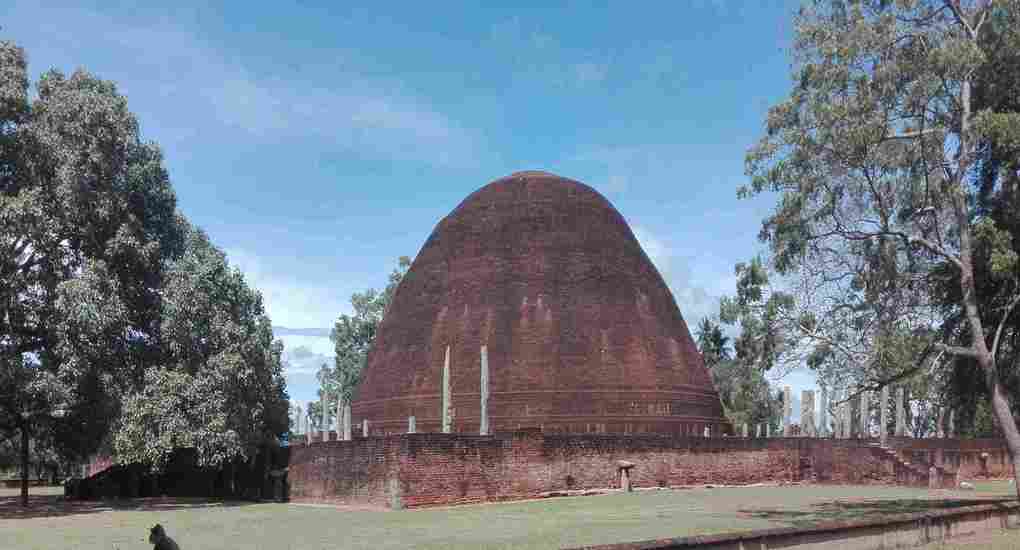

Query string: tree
696 317 779 434
326 257 410 414
112 224 290 471
1 41 182 505
742 1 1020 492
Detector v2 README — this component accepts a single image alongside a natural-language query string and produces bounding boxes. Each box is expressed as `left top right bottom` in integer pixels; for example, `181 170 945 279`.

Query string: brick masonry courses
351 172 729 438
285 432 1015 509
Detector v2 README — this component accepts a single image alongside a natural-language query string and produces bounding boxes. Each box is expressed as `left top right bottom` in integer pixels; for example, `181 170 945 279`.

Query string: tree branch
992 291 1020 362
933 342 982 359
883 128 940 140
945 0 977 40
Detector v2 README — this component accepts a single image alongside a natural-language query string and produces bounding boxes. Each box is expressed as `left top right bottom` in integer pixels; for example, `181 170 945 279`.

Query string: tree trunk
987 375 1020 499
20 421 29 507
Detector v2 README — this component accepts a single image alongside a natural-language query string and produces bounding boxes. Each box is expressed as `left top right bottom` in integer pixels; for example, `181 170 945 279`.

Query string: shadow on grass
738 498 1013 529
0 494 258 520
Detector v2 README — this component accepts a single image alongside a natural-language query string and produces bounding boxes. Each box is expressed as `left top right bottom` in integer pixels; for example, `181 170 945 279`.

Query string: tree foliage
1 41 288 484
326 256 410 406
696 318 780 433
741 0 1020 482
113 225 289 470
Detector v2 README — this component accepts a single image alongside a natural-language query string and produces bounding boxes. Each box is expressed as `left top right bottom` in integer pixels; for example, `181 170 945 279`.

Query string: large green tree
113 224 290 471
742 0 1020 489
1 41 182 505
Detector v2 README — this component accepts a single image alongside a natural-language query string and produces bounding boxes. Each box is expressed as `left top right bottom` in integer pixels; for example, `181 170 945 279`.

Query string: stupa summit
351 172 728 436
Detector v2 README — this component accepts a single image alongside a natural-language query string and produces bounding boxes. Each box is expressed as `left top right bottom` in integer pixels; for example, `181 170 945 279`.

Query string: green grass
1 483 1015 550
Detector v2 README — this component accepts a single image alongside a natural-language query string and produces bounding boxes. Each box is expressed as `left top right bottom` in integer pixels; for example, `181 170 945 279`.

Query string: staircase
867 442 956 488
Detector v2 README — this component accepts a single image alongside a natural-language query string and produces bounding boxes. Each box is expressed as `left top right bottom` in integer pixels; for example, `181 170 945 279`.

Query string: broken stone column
783 386 793 436
859 391 870 438
342 402 352 441
801 390 816 437
362 418 369 438
480 345 490 435
880 386 890 445
895 387 906 437
819 387 828 437
408 416 416 434
703 426 710 438
442 345 452 434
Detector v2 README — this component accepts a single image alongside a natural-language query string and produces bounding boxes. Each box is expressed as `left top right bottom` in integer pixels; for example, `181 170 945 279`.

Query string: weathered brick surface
290 432 801 508
287 433 1014 509
352 172 728 437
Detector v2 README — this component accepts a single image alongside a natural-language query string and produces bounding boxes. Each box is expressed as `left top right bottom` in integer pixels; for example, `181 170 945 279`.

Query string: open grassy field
1 483 1015 550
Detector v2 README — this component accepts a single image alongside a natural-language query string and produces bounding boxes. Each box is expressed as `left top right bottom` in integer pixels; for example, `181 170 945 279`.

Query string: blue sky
5 0 816 417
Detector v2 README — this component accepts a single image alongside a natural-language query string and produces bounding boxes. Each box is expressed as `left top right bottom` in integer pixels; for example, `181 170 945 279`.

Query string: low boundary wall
287 431 1012 508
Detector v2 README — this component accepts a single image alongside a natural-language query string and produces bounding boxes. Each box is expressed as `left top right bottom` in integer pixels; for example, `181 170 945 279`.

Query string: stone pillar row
305 352 952 442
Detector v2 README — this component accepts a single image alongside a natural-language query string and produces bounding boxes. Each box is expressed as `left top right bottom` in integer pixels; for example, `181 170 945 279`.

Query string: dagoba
351 171 728 436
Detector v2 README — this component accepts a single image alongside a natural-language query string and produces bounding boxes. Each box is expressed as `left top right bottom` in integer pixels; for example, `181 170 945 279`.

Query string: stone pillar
362 418 369 438
766 423 771 438
948 410 956 438
307 412 314 443
294 404 303 444
442 345 452 434
937 408 946 438
844 393 854 439
703 426 710 438
321 392 329 442
880 386 890 445
756 423 762 438
895 387 906 437
859 391 870 438
819 387 828 437
742 423 748 438
408 416 416 434
783 386 793 436
342 403 352 441
479 345 490 435
335 397 344 441
801 390 816 437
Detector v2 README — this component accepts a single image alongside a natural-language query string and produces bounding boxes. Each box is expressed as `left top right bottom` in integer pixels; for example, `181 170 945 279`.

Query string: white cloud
225 248 347 329
487 18 612 89
632 226 730 329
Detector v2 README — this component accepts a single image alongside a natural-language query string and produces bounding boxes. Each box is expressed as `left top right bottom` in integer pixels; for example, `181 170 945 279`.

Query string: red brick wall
288 433 1014 509
888 437 1013 479
289 432 802 508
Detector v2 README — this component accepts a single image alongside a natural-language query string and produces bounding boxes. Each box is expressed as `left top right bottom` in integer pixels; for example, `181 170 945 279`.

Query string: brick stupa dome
351 172 729 436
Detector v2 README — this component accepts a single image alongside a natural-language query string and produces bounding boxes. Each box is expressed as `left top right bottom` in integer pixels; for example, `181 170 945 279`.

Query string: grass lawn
1 483 1016 549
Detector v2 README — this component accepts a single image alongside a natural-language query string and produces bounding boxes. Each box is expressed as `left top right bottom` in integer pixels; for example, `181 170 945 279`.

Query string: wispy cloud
225 248 347 329
7 4 480 167
632 226 732 329
487 17 612 89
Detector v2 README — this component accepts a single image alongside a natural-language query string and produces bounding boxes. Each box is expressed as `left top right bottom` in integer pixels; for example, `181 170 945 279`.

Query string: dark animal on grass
149 524 180 550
